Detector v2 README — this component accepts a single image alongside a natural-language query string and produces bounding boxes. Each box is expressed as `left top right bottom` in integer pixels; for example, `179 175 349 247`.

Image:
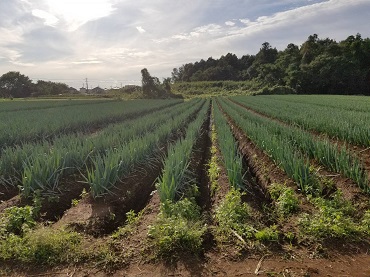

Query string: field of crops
0 96 369 276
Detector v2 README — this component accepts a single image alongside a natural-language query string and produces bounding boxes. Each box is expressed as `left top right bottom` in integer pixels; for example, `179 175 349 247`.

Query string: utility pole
85 78 89 92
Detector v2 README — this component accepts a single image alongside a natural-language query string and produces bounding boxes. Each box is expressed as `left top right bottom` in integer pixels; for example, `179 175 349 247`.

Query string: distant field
0 95 369 276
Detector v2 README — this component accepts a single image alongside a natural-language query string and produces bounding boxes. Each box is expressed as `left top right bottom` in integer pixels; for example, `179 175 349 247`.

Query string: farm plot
0 99 112 113
0 98 181 147
230 94 370 147
0 96 369 276
216 96 369 238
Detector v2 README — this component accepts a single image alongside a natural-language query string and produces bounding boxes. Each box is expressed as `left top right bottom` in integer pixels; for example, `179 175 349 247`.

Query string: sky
0 0 369 89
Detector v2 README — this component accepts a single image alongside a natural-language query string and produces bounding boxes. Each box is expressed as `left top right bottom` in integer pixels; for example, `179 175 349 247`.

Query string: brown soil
0 182 19 202
54 158 163 236
0 175 88 221
0 194 21 213
190 105 212 211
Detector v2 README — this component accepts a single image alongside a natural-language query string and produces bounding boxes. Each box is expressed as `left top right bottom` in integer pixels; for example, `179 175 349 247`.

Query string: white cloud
32 9 59 27
0 27 24 45
225 21 235 26
44 0 116 31
72 59 103 65
136 26 146 34
0 48 35 67
240 18 251 25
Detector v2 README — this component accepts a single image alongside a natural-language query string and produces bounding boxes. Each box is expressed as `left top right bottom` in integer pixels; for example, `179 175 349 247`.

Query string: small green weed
361 210 370 235
214 189 255 245
111 209 144 239
299 190 362 239
0 228 82 265
268 183 299 219
148 198 206 259
0 206 36 236
208 147 220 196
255 225 279 242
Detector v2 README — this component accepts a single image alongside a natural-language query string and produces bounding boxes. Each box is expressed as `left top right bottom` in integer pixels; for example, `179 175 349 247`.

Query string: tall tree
0 71 33 98
141 68 165 98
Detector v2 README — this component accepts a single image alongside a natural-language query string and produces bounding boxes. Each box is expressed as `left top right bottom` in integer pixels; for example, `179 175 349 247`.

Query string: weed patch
268 183 299 219
148 198 206 260
214 189 255 246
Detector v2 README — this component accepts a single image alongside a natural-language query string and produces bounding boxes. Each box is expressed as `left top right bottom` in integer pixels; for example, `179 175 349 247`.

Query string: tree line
0 71 77 98
171 34 370 95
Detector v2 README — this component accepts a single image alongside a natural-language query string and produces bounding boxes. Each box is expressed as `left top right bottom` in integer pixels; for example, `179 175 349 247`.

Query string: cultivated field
0 96 369 276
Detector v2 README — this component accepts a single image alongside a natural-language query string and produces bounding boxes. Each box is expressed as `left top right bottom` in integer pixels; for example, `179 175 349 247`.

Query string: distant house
91 86 105 94
68 87 78 94
79 87 87 94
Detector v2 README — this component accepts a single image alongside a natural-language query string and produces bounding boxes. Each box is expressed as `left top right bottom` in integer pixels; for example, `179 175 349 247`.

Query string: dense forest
171 34 370 95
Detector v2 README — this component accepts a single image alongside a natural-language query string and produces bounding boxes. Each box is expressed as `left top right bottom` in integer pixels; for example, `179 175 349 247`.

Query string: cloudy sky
0 0 369 89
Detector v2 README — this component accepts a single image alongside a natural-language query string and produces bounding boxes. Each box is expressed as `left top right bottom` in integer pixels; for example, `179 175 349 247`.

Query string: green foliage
0 98 181 147
218 98 318 194
0 71 33 98
148 198 206 258
213 101 244 190
0 206 36 236
255 225 279 242
361 210 370 235
0 99 195 197
161 197 201 220
170 33 370 96
226 96 370 192
0 228 82 265
208 129 220 196
232 94 370 147
298 191 364 239
111 209 144 239
172 80 262 97
156 100 209 202
0 192 42 236
33 80 72 97
268 183 299 218
256 85 296 95
214 189 254 245
141 68 170 98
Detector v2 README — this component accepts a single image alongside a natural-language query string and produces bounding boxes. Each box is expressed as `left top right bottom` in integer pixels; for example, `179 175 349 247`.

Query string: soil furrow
189 103 212 211
216 100 315 215
228 98 370 181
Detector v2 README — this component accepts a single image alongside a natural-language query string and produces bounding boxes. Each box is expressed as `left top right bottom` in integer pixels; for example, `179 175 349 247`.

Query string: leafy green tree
168 33 370 95
33 80 70 96
141 68 166 98
163 77 172 94
0 71 33 98
254 42 278 65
